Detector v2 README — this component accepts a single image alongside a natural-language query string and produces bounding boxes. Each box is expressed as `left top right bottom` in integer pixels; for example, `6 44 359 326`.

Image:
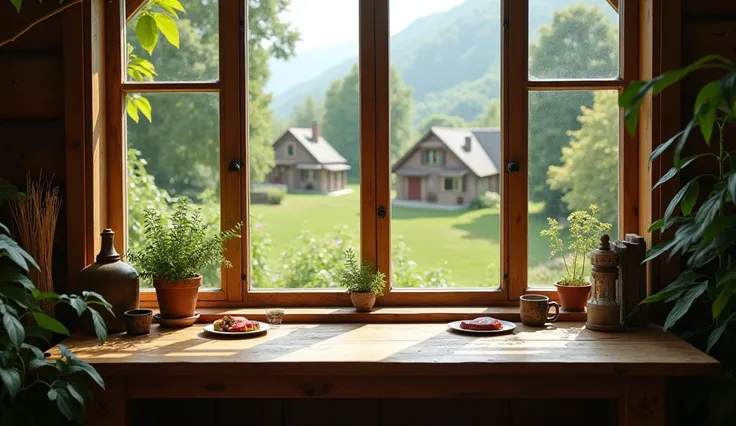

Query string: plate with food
204 315 269 337
447 317 516 334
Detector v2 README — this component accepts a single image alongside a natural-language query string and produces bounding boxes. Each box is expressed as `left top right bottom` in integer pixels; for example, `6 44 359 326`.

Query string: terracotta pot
350 292 377 312
79 230 140 333
154 275 202 319
555 282 592 312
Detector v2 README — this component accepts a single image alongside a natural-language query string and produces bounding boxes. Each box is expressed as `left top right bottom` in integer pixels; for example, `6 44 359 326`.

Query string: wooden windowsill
186 306 587 323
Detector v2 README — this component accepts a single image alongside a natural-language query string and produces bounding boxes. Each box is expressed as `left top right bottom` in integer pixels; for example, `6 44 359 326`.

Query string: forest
125 0 620 289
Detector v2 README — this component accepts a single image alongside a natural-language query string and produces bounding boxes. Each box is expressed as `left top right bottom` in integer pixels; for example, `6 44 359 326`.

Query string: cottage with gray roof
391 127 500 206
267 122 351 194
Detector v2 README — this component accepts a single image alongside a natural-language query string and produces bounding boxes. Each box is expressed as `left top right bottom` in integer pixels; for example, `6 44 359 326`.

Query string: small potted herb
127 198 241 321
341 248 386 312
540 205 611 312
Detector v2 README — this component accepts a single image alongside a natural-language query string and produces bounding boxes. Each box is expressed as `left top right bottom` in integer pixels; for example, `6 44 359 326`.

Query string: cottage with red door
392 127 501 206
267 122 351 194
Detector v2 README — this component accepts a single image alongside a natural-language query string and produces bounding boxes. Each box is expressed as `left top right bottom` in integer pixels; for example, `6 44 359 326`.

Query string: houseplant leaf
0 269 36 292
681 180 700 217
706 313 735 353
88 308 108 345
32 312 69 335
2 312 24 349
694 81 722 143
0 367 21 398
663 281 708 330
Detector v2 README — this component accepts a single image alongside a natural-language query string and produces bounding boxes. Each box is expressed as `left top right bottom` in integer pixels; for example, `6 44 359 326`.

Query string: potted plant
126 198 241 320
540 205 612 311
341 248 386 312
0 222 111 424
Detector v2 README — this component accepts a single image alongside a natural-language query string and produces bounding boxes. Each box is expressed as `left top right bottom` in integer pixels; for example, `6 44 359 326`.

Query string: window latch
507 161 520 173
228 160 241 173
377 206 387 219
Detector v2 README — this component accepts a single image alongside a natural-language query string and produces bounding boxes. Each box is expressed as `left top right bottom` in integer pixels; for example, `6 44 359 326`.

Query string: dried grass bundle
10 173 62 316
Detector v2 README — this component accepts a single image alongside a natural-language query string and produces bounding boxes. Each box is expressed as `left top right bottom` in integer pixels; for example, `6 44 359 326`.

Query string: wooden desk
52 323 718 426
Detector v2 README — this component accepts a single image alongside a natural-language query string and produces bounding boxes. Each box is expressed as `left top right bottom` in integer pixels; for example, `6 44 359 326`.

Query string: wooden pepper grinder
586 235 623 332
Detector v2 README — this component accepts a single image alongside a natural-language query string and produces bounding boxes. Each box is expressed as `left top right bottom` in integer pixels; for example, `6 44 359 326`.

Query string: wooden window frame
101 0 640 308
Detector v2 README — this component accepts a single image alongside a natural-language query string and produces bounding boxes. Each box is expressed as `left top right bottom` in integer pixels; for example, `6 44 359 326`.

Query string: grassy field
250 184 562 288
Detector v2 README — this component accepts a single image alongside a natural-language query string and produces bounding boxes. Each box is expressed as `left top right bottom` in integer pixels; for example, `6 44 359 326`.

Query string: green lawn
250 184 560 288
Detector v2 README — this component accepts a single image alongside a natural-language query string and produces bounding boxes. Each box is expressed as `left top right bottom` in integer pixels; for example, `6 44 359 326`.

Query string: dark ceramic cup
520 294 560 327
124 309 153 335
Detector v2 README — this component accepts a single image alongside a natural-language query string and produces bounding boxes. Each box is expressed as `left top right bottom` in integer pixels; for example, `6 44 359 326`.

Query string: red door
407 177 421 201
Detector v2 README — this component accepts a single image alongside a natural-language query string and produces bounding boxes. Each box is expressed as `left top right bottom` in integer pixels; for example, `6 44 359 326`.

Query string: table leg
619 377 665 426
85 377 127 426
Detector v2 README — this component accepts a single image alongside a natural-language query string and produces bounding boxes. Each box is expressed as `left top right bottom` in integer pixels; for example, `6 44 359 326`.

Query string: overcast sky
281 0 466 52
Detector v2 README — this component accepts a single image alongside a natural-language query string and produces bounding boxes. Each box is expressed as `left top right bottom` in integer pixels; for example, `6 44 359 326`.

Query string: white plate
447 319 516 334
203 321 269 337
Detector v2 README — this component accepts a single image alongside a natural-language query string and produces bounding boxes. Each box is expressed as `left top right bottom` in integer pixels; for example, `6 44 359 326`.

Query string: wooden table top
52 322 719 377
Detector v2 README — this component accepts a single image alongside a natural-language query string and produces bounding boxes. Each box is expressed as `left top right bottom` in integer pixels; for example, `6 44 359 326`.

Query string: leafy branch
621 55 736 353
0 0 84 49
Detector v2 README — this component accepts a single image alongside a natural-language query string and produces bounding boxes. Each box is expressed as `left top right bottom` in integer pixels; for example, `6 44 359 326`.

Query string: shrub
126 198 241 281
341 248 386 295
251 185 287 205
391 236 455 288
470 191 501 210
275 226 353 288
250 218 272 287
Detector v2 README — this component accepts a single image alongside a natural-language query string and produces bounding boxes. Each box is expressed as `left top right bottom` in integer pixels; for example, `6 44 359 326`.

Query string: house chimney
464 136 472 152
311 121 320 142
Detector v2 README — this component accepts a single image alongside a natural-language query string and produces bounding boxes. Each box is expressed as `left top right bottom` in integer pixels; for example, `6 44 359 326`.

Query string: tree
322 65 415 172
547 91 618 224
291 95 324 128
126 0 299 194
474 98 500 128
418 114 467 135
528 5 617 218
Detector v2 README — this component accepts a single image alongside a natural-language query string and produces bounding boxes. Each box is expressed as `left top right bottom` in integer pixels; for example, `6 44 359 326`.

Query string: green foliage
323 65 415 172
252 185 287 205
126 198 241 281
417 73 500 124
390 236 454 288
290 95 324 128
622 56 736 358
125 0 184 123
0 178 24 209
528 5 618 218
622 56 736 426
249 219 272 288
540 205 611 286
275 226 353 288
470 191 501 210
127 148 171 255
548 91 619 224
418 114 467 136
0 223 110 425
340 248 385 295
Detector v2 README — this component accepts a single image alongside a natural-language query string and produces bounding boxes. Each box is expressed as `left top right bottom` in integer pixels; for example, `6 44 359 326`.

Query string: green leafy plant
620 55 736 352
0 222 111 425
126 197 241 281
340 248 385 295
540 205 612 286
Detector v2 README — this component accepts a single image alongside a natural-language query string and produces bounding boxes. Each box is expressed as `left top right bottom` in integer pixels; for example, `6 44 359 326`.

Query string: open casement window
106 0 638 307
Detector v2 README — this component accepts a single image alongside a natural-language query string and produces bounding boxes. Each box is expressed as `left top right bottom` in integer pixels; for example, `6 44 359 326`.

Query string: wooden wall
130 398 618 426
0 2 70 292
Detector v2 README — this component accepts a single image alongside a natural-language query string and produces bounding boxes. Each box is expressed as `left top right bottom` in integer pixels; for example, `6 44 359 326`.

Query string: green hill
270 0 617 123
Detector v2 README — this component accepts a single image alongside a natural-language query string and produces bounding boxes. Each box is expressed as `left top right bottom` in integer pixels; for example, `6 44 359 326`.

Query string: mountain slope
270 0 617 122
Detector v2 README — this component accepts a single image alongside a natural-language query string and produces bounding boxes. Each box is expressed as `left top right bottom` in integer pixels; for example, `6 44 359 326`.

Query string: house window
106 0 636 306
423 150 444 166
443 177 463 192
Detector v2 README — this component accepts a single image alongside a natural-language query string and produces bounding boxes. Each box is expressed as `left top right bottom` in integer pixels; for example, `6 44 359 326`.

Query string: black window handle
377 206 387 218
228 160 241 173
507 161 520 173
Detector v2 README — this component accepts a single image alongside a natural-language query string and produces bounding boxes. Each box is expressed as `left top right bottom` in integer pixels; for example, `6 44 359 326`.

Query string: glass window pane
390 0 502 289
126 93 221 289
125 1 219 82
529 0 619 80
528 90 619 287
248 0 360 289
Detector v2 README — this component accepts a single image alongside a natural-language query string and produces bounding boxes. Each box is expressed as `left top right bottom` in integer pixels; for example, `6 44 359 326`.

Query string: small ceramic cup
520 294 560 327
124 309 154 335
